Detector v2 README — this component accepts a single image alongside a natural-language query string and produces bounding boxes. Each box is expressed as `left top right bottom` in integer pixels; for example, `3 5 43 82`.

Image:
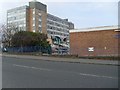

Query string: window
33 30 35 32
33 20 35 25
39 24 41 27
38 13 41 16
39 19 42 21
33 17 35 20
23 24 26 27
33 26 35 30
39 27 42 32
33 24 35 26
33 10 35 14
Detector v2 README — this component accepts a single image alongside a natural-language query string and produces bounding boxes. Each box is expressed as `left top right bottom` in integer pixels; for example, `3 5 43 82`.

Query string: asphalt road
2 56 119 88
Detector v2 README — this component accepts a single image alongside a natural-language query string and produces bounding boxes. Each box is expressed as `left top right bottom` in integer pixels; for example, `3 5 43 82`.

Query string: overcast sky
0 0 119 29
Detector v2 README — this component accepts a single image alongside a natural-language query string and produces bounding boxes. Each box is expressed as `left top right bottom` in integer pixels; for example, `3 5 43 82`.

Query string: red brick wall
28 8 33 32
70 30 120 56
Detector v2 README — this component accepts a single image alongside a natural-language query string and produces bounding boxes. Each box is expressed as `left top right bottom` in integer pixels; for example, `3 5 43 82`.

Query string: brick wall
28 8 33 32
70 30 120 56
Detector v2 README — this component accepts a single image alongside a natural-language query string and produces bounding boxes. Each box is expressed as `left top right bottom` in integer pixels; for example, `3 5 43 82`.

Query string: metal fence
5 46 52 54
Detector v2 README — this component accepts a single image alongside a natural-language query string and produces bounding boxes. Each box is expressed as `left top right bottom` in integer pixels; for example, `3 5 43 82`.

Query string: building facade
7 5 29 31
70 26 120 56
7 0 74 54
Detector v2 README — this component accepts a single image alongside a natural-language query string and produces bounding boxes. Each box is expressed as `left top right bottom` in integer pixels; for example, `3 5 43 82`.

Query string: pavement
1 53 119 66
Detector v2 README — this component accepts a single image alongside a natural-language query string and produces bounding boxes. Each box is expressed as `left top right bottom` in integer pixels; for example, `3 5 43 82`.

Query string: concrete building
7 0 74 54
70 26 120 56
7 5 29 31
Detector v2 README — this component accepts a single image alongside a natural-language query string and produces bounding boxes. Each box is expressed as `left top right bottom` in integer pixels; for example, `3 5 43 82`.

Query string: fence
6 46 52 54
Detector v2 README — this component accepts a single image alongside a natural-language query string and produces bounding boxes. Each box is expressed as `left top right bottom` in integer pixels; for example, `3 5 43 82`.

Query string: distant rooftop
70 25 119 33
29 0 38 2
7 5 28 12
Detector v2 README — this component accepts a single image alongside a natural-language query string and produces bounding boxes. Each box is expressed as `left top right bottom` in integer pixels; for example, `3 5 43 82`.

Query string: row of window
47 19 69 27
8 9 26 16
8 14 26 21
47 14 68 25
47 25 69 33
32 21 42 27
32 9 42 16
47 23 69 30
7 25 26 31
47 30 69 37
19 27 26 31
32 27 42 33
8 20 26 26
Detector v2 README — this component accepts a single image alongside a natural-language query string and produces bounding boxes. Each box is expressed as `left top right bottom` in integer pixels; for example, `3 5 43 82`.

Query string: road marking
13 64 118 79
78 73 117 79
13 64 52 71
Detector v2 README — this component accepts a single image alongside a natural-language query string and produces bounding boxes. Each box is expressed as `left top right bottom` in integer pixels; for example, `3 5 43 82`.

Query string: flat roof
70 25 120 33
47 13 70 23
7 5 29 13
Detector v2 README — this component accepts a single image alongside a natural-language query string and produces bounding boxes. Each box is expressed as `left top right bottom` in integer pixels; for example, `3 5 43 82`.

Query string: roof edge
70 25 119 33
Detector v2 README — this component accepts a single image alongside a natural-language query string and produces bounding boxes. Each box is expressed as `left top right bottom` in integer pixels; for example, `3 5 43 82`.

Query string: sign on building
88 47 94 52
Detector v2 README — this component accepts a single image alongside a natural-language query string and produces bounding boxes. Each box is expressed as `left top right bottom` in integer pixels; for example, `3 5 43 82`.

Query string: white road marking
13 64 52 71
13 64 118 79
78 73 117 79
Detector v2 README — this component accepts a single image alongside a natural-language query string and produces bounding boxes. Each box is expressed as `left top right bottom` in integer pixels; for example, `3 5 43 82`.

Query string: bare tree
1 23 19 47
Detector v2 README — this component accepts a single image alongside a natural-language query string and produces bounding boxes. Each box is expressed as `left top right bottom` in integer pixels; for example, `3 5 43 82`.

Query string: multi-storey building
7 5 29 31
7 0 74 54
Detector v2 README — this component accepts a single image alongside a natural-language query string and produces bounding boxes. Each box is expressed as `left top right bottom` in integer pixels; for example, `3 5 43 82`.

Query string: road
2 56 119 88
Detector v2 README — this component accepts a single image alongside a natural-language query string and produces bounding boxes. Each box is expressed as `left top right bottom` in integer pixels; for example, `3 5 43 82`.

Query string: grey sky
0 0 119 29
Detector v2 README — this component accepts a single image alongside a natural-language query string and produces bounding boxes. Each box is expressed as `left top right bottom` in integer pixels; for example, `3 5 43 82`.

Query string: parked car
2 47 8 52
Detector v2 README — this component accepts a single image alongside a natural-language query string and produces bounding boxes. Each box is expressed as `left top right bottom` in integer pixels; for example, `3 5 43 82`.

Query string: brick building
70 26 120 56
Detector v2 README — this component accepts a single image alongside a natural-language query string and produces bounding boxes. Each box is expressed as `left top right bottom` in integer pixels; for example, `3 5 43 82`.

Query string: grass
2 52 120 60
